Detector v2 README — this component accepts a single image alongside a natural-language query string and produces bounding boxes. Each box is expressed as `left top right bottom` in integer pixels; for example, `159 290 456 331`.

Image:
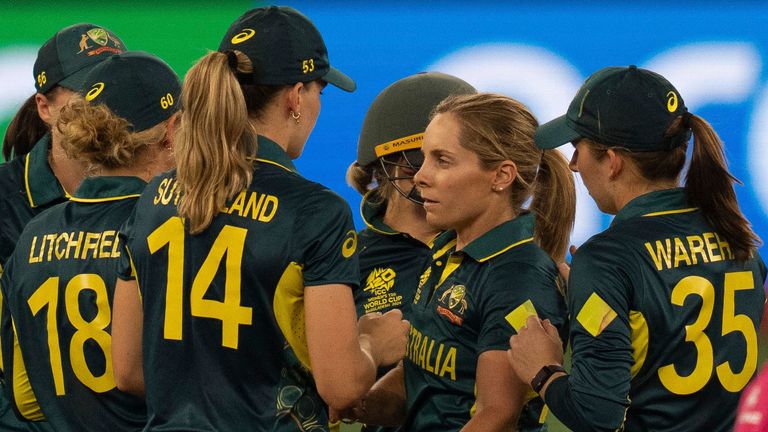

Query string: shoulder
20 201 67 233
0 157 26 200
297 181 352 218
573 228 642 270
490 242 558 280
481 246 561 301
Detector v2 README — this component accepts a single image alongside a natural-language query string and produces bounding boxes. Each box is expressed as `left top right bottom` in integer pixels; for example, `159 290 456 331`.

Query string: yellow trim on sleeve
643 207 698 217
505 299 538 332
11 321 45 421
629 310 649 377
539 405 550 423
273 262 310 369
576 292 618 337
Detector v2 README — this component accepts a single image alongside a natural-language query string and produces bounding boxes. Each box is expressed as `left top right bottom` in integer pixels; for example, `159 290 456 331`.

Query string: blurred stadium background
2 1 768 430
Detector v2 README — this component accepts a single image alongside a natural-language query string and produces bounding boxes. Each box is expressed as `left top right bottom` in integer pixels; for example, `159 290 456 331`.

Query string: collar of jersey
360 191 399 235
70 176 147 203
255 136 297 173
431 212 535 263
611 187 696 226
24 133 68 208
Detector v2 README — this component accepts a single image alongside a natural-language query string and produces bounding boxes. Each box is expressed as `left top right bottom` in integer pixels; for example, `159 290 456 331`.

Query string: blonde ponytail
175 51 258 234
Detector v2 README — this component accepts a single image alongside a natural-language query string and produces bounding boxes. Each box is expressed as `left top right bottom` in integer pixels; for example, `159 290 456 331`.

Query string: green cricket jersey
355 193 432 317
118 136 360 431
0 134 65 432
355 194 432 432
0 134 68 266
403 213 568 431
0 176 147 432
545 188 767 432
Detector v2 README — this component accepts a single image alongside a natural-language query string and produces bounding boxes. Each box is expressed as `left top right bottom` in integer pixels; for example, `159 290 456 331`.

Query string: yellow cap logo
666 91 678 112
85 82 105 101
341 229 357 258
231 29 255 44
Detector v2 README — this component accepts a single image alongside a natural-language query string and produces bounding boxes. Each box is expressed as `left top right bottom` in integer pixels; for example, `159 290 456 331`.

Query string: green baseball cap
80 51 181 132
33 23 126 94
357 72 477 166
218 6 355 92
536 65 690 151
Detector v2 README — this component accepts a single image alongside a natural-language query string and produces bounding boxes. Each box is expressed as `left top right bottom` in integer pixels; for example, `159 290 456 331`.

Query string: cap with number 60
80 51 181 132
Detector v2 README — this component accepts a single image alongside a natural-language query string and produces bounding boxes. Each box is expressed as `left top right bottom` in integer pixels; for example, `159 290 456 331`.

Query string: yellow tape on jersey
576 292 617 337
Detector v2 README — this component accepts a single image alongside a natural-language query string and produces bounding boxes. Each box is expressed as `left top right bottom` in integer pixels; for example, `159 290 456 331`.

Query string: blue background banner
284 1 768 255
1 2 766 255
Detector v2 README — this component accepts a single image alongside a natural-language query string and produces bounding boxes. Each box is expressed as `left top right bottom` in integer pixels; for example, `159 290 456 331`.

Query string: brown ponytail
531 149 576 262
3 94 48 160
685 114 760 261
590 114 760 261
175 51 259 234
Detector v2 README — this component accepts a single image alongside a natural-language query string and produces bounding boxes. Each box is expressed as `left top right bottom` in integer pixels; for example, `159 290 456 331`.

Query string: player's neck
48 133 86 194
383 194 439 245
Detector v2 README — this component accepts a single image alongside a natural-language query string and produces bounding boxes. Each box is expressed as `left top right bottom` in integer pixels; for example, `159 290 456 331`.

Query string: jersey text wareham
644 231 733 271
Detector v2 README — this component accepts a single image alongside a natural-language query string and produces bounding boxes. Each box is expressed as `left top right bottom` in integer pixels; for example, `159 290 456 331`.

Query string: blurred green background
0 0 252 160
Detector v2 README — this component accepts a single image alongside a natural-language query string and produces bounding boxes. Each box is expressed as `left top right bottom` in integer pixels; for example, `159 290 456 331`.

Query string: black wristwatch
531 364 566 394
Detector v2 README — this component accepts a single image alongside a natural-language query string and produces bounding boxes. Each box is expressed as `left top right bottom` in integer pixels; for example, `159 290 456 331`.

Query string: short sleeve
477 262 566 354
294 188 359 288
115 206 138 282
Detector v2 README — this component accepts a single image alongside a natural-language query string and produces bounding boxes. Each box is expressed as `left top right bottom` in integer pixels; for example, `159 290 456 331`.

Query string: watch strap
531 364 566 394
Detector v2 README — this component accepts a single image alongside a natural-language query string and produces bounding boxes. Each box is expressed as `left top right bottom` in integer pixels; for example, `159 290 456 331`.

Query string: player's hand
558 244 578 281
358 309 410 368
508 316 564 387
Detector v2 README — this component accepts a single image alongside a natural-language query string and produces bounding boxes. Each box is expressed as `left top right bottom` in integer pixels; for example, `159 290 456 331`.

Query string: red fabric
736 366 768 432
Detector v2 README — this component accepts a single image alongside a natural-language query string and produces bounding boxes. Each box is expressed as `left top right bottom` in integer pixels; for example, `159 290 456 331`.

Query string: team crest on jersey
437 284 468 326
77 28 123 56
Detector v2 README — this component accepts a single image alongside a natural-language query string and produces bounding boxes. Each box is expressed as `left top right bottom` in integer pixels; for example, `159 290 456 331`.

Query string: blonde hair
174 50 260 234
433 93 576 262
56 96 168 173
